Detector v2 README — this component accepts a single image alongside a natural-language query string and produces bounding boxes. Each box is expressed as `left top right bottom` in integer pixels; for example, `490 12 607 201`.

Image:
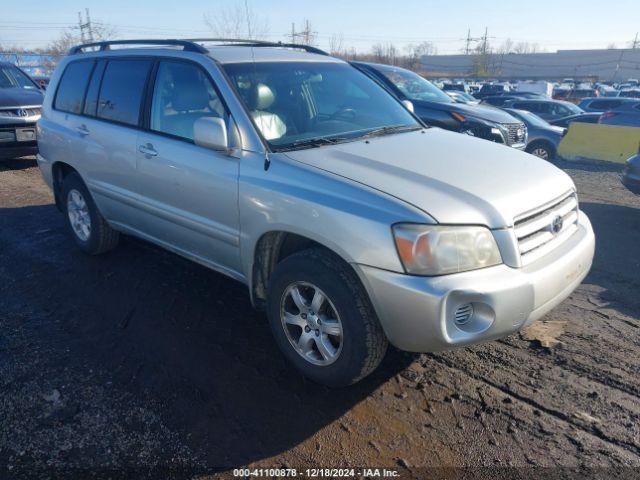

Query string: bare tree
497 38 515 55
44 22 118 56
328 34 345 57
403 41 437 70
371 42 398 65
203 1 269 40
512 41 541 54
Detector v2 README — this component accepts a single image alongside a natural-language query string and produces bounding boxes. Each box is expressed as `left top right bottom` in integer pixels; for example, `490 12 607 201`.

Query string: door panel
134 59 241 274
135 131 241 273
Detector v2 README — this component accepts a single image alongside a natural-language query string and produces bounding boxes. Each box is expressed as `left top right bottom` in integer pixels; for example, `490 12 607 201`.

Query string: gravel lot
1 156 639 478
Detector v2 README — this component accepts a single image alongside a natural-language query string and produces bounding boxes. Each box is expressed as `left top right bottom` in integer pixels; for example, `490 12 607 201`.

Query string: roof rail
68 38 330 57
185 38 329 56
68 39 208 55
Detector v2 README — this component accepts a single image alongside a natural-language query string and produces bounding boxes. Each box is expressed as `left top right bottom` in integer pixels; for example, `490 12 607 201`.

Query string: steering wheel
328 106 357 121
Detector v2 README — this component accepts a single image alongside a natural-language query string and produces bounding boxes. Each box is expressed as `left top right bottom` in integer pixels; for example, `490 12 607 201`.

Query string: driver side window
150 61 225 142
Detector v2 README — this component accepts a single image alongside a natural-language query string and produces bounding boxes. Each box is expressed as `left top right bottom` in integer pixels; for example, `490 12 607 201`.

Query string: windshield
507 109 550 128
223 62 419 151
373 64 453 103
0 65 39 90
564 102 584 114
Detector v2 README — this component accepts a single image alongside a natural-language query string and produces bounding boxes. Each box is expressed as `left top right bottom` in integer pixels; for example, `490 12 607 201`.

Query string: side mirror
194 117 228 151
401 100 415 113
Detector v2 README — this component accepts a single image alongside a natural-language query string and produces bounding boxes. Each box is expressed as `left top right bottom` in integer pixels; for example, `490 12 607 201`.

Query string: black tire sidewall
527 142 554 160
61 173 102 254
267 250 380 387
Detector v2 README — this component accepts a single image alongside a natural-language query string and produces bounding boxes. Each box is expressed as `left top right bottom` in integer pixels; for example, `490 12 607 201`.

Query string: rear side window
83 60 106 116
590 100 621 110
97 59 151 126
54 60 95 114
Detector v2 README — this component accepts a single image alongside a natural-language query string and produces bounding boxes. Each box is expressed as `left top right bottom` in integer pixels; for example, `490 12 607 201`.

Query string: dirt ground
1 157 639 479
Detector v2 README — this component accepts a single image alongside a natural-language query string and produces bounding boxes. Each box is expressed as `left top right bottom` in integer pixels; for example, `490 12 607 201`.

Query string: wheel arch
250 230 359 310
51 161 80 211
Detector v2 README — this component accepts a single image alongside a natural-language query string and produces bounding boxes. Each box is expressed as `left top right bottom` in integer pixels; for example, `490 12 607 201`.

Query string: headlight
392 224 502 276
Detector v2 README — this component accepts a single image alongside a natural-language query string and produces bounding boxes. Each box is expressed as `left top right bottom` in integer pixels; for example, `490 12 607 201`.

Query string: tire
267 248 388 387
526 141 555 161
61 172 119 255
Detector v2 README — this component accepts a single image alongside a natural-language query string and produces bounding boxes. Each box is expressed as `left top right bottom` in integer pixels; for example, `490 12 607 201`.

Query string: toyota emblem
551 216 563 234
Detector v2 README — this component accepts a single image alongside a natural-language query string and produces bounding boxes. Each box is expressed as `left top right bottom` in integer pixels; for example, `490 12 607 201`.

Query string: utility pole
481 27 489 56
632 32 639 49
287 20 316 46
77 9 94 44
290 23 296 43
465 29 471 55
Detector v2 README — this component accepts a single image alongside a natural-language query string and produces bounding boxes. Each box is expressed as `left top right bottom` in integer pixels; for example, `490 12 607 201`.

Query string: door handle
138 144 158 157
76 125 90 136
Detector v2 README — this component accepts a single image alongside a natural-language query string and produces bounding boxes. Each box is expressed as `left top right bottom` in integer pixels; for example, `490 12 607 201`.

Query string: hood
284 128 574 228
414 99 520 124
0 88 44 108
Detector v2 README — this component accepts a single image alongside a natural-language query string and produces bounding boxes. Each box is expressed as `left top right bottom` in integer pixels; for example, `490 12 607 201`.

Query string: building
420 48 640 82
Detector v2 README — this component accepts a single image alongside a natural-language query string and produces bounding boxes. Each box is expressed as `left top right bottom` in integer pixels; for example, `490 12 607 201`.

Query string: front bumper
356 212 595 352
621 171 640 195
0 143 38 159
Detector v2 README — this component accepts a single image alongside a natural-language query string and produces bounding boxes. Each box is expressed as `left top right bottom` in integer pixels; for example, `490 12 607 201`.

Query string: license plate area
16 128 36 142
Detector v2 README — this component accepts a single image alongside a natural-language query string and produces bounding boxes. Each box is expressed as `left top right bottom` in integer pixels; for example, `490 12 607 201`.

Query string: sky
1 0 639 54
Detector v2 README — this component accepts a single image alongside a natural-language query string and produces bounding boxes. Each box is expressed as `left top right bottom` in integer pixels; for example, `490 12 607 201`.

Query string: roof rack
186 38 329 56
68 39 208 55
68 38 329 56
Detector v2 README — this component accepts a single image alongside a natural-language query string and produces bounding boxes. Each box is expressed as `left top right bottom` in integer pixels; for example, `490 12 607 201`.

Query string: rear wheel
527 141 555 161
61 172 119 255
267 248 388 387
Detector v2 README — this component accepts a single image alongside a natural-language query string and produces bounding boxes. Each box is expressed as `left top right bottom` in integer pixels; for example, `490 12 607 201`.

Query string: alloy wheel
280 281 343 366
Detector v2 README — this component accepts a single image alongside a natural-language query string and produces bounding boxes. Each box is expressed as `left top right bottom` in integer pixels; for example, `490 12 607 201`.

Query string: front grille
514 191 579 265
503 122 526 146
0 107 41 118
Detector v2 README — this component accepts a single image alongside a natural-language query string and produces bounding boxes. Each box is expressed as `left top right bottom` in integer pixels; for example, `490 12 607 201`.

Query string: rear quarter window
54 60 95 114
96 59 152 126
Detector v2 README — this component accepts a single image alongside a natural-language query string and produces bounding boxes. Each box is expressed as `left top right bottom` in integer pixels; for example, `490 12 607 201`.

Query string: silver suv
37 40 595 386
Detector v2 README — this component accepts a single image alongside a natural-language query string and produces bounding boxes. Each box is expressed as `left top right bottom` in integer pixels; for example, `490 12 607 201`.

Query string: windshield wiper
278 136 348 152
358 124 422 140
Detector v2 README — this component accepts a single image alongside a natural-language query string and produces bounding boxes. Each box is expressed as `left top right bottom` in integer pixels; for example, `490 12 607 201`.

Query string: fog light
454 303 474 325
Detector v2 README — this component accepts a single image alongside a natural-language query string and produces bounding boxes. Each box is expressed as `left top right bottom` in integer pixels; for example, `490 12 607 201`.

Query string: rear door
134 59 241 274
77 57 153 228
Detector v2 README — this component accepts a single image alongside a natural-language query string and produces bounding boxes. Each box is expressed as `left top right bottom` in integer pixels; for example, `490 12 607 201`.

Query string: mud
0 157 639 478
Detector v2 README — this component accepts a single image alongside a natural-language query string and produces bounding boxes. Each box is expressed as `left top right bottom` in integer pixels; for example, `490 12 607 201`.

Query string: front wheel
267 248 388 387
527 141 555 161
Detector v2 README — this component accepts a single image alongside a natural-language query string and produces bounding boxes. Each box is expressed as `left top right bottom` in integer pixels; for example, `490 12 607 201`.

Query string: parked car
442 83 470 94
549 113 602 128
503 108 565 160
563 88 597 104
37 39 595 386
352 62 527 149
577 97 638 112
598 102 640 127
0 61 44 159
621 150 640 194
502 99 584 122
446 90 479 105
618 89 640 99
474 83 511 99
481 93 545 107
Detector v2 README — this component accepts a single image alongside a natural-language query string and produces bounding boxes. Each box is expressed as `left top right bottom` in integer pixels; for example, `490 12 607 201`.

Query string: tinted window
97 59 151 126
54 61 95 114
373 65 452 103
590 100 621 110
0 65 39 90
150 61 226 141
83 60 106 116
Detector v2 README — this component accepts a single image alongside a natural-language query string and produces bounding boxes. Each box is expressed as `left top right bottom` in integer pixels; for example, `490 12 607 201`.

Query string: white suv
37 40 595 386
